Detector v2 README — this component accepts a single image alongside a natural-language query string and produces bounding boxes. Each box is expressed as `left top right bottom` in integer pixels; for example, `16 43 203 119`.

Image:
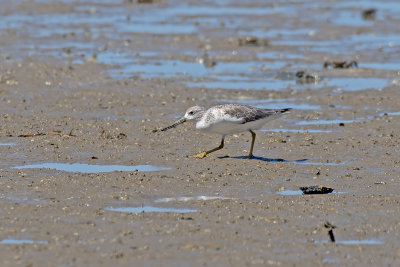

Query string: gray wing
222 104 291 124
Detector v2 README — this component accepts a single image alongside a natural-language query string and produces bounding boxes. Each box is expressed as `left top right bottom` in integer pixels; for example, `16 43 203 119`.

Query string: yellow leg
248 130 256 158
192 138 224 159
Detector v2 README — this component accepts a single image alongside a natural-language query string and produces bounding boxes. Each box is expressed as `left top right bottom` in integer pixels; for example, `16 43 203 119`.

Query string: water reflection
13 163 169 173
105 206 196 213
0 238 48 245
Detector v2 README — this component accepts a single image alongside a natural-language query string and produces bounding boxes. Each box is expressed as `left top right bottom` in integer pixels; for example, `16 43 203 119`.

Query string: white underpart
196 108 284 136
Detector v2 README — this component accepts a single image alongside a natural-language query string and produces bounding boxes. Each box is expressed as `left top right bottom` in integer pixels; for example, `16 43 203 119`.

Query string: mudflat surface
0 0 400 266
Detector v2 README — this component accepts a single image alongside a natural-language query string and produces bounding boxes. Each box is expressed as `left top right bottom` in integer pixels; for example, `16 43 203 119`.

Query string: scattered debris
18 132 46 137
18 131 76 137
238 36 268 47
362 8 377 20
62 47 72 54
324 221 336 243
295 71 320 84
84 54 98 63
196 53 217 68
0 75 18 86
136 0 154 3
299 186 334 194
323 60 358 69
134 0 154 4
117 133 127 139
100 130 126 139
262 217 287 223
67 130 76 136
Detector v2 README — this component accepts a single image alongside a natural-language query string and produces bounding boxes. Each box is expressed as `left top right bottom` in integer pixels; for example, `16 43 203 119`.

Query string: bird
161 104 291 158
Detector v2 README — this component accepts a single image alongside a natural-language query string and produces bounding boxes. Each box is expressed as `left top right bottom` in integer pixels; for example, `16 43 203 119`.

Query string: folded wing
221 104 291 124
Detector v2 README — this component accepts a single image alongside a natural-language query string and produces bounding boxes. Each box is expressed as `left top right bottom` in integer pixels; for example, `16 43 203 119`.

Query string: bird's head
183 106 205 121
161 106 205 131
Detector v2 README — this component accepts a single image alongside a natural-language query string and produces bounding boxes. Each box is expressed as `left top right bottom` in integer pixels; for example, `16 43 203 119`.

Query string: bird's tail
259 108 292 123
270 108 292 120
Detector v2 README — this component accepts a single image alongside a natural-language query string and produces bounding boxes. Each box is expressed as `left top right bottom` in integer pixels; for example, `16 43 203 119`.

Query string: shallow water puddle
109 59 287 79
118 23 196 35
183 67 322 91
220 98 321 111
4 195 55 204
13 163 169 173
275 31 400 52
243 28 315 39
257 103 320 110
336 1 400 12
380 111 400 116
154 196 232 203
105 206 196 214
351 33 400 50
109 59 208 78
3 0 400 74
297 118 366 126
5 195 36 204
362 62 400 70
0 238 48 245
336 239 383 245
0 11 196 36
327 77 389 91
331 10 376 27
257 51 304 60
276 190 303 196
184 79 293 91
261 128 333 133
0 142 17 146
322 258 337 264
161 4 289 16
185 74 389 92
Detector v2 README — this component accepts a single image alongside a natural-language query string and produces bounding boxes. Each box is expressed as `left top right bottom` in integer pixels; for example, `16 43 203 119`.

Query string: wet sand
0 0 400 266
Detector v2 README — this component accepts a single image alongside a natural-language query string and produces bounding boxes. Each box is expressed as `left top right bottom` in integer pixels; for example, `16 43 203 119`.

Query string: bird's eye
189 111 194 115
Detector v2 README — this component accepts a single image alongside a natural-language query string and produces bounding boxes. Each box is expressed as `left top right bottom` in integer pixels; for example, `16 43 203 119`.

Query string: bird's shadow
218 155 308 163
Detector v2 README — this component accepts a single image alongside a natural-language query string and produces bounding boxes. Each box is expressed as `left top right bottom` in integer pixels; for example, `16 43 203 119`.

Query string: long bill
161 117 186 131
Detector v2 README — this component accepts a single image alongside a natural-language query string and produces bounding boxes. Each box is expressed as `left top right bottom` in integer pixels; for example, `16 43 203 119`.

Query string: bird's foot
191 152 207 159
247 153 254 159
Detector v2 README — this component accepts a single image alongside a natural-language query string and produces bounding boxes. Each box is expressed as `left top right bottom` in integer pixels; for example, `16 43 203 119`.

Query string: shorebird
161 104 291 158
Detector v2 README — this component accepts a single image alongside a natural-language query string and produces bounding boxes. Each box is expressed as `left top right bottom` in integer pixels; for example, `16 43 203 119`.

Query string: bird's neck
195 110 206 121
